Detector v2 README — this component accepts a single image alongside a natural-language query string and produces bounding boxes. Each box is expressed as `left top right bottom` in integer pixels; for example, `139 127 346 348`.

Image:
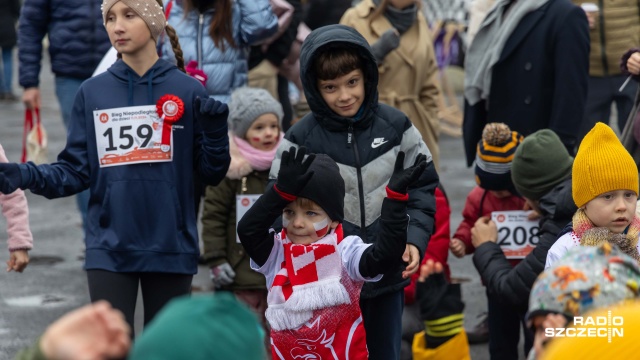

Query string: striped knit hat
475 123 524 193
572 122 639 208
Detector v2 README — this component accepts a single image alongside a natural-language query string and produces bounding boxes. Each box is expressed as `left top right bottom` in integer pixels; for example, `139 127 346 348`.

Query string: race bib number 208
491 210 540 259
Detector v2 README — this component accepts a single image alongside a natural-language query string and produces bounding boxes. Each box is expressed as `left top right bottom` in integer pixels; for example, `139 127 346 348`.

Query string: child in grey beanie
228 87 284 140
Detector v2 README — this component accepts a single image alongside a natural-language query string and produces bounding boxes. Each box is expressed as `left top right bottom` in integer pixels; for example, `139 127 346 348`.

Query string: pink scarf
233 134 283 172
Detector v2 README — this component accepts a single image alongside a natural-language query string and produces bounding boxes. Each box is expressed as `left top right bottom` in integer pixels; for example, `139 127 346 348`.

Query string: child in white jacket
546 123 640 269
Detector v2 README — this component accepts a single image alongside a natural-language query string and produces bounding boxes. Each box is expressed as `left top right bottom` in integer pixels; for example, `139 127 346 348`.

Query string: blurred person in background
18 0 112 238
572 0 640 141
341 0 441 169
462 0 589 166
0 0 20 101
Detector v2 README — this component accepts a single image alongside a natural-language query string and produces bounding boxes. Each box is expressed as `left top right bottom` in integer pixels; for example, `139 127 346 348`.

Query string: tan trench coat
341 0 441 168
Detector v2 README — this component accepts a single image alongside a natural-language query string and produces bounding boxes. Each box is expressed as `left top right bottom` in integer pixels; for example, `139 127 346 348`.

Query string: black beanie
298 154 345 222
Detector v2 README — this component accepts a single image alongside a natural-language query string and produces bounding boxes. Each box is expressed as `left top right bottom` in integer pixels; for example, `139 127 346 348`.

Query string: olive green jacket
573 0 640 76
201 137 269 290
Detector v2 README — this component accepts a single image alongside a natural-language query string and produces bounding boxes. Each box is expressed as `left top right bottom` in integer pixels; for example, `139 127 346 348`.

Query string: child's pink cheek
252 137 261 142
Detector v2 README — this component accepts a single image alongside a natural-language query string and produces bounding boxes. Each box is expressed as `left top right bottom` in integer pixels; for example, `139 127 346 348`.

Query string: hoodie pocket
98 180 186 252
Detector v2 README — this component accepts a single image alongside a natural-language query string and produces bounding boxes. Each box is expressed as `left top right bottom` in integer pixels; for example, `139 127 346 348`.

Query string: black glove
194 97 229 134
371 28 400 64
387 152 427 194
416 271 465 349
0 163 23 195
275 146 315 197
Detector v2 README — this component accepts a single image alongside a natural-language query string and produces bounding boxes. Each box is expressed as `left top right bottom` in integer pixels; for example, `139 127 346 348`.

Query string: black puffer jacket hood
299 24 379 131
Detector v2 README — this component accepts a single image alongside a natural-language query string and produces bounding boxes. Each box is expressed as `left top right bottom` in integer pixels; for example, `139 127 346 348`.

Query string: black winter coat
472 178 576 312
0 0 20 47
462 0 590 166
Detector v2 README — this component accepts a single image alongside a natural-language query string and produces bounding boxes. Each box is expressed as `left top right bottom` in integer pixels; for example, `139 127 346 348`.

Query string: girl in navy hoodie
0 0 230 331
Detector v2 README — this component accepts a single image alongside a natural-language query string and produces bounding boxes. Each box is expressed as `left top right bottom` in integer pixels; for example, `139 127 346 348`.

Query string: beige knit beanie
101 0 166 41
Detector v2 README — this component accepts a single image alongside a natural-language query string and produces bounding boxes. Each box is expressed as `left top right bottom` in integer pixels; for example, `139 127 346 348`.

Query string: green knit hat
129 292 266 360
511 129 573 201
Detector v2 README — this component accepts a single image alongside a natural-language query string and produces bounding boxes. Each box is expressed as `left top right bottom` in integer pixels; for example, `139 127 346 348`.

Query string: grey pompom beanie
228 87 284 139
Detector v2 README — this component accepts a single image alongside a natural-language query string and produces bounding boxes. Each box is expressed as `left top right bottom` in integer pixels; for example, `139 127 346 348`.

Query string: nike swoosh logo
371 140 388 148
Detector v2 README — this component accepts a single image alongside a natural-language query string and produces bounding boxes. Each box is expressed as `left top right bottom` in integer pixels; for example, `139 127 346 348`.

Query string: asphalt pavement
0 56 515 359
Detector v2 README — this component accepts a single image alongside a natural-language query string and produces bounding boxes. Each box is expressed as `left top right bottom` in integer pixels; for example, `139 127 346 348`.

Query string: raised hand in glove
194 97 229 135
209 262 236 288
275 146 315 197
387 152 427 195
0 163 23 195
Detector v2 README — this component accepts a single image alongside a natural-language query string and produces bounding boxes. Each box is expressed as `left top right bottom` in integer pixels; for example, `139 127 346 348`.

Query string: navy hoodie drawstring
147 68 155 104
127 70 134 106
126 68 156 106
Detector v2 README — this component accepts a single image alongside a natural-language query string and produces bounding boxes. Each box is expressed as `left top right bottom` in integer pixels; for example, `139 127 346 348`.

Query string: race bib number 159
491 210 540 259
93 105 172 167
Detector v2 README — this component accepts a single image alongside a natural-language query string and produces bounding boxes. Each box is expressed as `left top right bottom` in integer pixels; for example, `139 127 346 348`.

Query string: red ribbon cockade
156 94 184 149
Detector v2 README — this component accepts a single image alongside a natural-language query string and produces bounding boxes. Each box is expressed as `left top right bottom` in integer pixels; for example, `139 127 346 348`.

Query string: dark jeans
86 269 193 334
360 290 404 360
1 45 13 93
487 290 533 360
579 74 637 142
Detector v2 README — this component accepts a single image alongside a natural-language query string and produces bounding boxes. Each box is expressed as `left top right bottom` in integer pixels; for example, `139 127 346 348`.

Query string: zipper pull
347 124 353 147
241 177 247 193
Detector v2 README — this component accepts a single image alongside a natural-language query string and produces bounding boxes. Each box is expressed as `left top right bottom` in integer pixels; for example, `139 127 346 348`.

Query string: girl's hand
7 250 29 272
627 52 640 75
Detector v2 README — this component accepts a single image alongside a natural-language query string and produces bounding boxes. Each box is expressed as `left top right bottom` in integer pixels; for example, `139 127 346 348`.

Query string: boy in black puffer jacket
268 24 439 360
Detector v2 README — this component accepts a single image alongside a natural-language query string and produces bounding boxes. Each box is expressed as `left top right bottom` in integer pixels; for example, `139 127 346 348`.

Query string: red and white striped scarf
266 225 351 331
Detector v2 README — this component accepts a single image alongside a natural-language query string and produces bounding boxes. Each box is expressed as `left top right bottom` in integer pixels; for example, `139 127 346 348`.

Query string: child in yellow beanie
545 122 640 269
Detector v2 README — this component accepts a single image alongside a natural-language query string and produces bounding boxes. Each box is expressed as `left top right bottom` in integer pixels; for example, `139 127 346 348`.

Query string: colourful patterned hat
527 242 640 322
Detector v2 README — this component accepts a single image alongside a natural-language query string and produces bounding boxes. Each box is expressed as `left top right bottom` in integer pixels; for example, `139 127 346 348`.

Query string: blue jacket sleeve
19 87 91 197
193 91 231 186
18 0 51 88
236 0 279 45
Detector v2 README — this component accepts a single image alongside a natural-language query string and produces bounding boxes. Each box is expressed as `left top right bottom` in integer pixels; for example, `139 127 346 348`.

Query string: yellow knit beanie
572 122 639 208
